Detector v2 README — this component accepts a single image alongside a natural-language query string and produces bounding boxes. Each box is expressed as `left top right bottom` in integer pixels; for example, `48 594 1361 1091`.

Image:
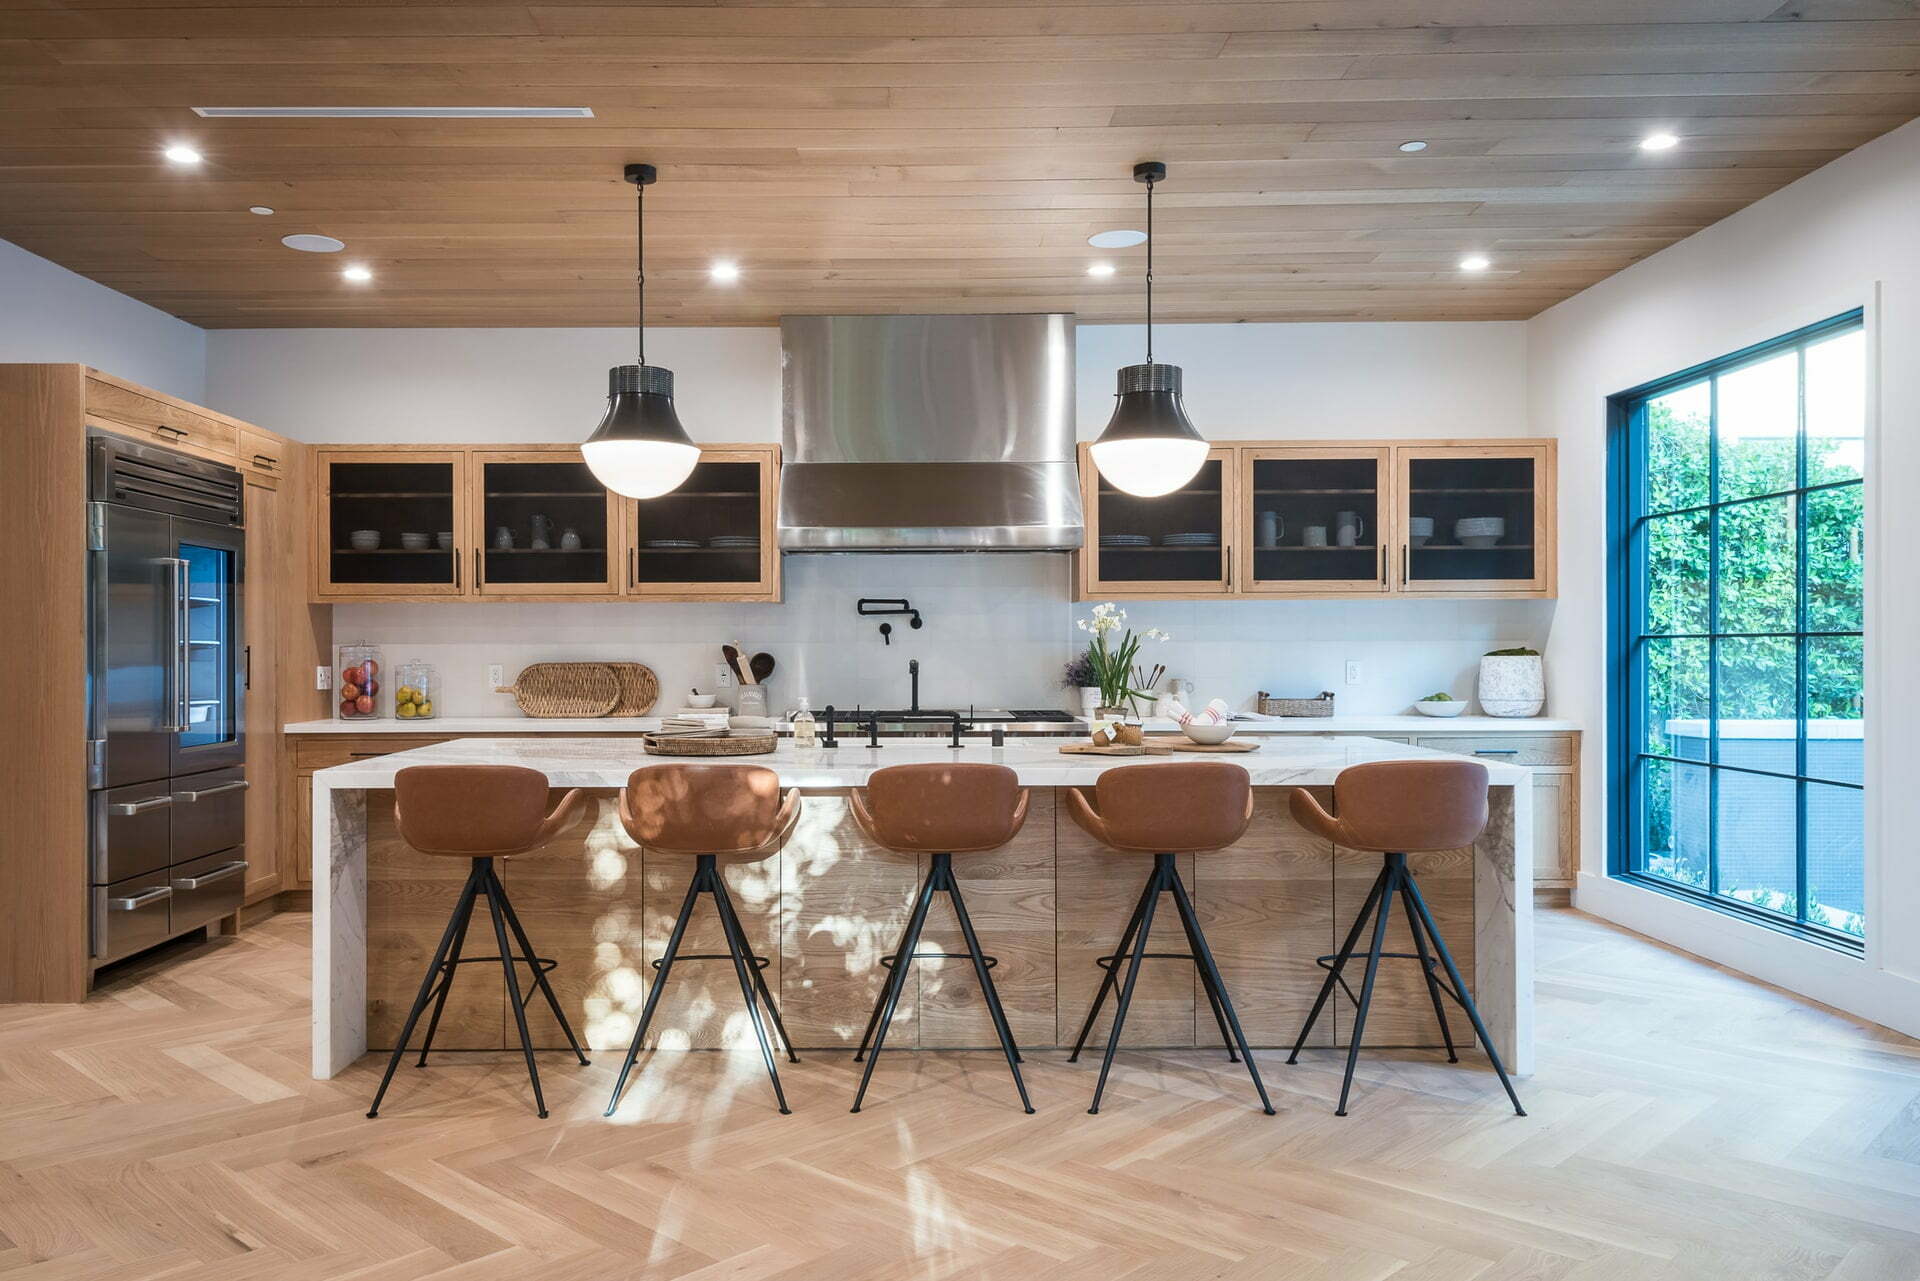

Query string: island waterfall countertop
311 735 1533 1088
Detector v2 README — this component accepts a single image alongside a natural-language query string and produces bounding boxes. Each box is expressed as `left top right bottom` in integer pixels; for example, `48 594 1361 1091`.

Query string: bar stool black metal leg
1288 869 1388 1065
1334 862 1398 1118
712 871 792 1115
1068 871 1156 1063
493 871 590 1068
604 873 701 1116
368 863 479 1118
1398 875 1457 1064
1170 879 1239 1063
851 873 935 1114
1403 873 1526 1117
485 865 549 1118
1167 867 1273 1115
854 871 935 1063
940 855 1034 1114
1089 857 1164 1115
711 879 799 1065
414 870 480 1068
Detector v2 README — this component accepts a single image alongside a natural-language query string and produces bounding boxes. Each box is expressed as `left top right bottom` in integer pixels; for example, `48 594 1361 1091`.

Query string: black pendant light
582 163 701 499
1088 161 1208 498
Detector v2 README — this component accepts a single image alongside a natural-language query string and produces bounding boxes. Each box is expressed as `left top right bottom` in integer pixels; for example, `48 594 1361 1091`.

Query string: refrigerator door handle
162 556 190 732
107 795 174 816
175 779 249 802
172 860 247 890
108 886 172 910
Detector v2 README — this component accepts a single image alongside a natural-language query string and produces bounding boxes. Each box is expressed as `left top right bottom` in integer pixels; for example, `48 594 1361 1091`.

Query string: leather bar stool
847 762 1034 1114
1287 759 1526 1117
1066 761 1273 1115
604 764 803 1117
367 765 590 1120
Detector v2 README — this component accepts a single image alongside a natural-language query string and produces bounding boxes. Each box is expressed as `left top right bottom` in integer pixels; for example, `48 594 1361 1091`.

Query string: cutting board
1059 742 1175 756
1146 736 1261 754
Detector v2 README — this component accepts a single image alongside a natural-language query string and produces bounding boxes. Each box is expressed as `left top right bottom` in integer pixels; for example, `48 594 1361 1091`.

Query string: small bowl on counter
1181 721 1236 744
1414 698 1468 717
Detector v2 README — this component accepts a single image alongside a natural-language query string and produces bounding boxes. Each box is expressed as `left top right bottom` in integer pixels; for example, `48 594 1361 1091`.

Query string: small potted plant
1478 647 1545 717
1075 602 1169 719
1061 652 1100 717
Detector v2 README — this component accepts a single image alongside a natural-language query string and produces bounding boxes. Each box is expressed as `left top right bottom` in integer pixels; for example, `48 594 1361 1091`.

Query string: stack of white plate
1099 533 1151 548
644 538 703 550
709 535 758 548
1454 517 1506 548
1162 531 1220 547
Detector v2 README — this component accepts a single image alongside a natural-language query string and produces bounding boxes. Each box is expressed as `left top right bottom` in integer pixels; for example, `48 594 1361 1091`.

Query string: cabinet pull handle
1473 748 1519 756
176 779 249 802
109 886 172 910
628 545 636 588
173 860 248 890
1402 544 1410 584
108 795 173 816
1379 544 1387 584
453 546 461 589
252 454 276 470
1223 543 1231 589
475 547 483 591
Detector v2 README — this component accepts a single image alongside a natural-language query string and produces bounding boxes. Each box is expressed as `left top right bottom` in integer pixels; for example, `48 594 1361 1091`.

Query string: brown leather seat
1288 759 1489 853
851 763 1029 854
394 764 585 857
1065 761 1253 854
618 763 802 857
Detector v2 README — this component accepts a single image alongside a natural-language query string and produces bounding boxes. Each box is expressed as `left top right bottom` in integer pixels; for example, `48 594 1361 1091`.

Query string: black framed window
1608 310 1865 945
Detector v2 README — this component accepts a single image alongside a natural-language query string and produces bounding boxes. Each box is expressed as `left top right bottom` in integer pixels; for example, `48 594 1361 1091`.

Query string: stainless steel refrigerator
87 431 249 965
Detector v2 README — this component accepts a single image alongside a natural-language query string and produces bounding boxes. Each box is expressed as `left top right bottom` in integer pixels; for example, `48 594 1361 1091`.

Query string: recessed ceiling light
342 264 373 283
1087 261 1116 278
194 106 594 119
1459 254 1492 272
709 260 741 283
282 233 345 253
1398 140 1429 153
1640 131 1680 151
249 206 274 216
1088 229 1147 249
163 144 202 165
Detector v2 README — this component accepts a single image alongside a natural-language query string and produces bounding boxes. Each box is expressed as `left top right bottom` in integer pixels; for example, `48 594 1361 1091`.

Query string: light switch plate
315 665 332 691
715 663 734 688
487 663 504 690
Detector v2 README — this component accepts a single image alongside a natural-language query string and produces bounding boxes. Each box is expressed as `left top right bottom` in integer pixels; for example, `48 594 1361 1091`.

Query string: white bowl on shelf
1460 535 1503 548
399 532 430 551
1414 699 1468 717
1181 721 1235 744
348 529 381 551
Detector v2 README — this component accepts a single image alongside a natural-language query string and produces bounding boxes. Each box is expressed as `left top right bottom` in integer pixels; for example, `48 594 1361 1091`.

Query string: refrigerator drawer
170 848 248 934
171 766 247 862
93 870 174 964
92 781 175 883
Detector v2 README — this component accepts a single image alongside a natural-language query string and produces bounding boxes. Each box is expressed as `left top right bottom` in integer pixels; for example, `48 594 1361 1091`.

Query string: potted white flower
1075 603 1170 719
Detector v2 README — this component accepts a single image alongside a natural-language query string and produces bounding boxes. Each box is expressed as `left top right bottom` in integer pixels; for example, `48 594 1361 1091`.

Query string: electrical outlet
1345 659 1363 685
715 662 735 689
315 665 332 691
487 663 504 691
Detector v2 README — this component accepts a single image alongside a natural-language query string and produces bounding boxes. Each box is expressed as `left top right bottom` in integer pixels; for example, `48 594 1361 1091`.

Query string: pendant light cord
635 177 646 366
1144 172 1155 365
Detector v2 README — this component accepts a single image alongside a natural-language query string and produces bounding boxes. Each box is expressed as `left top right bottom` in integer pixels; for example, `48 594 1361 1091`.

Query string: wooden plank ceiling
2 1 1918 328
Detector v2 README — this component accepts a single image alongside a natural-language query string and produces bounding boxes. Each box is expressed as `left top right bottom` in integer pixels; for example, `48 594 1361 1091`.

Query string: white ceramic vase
1478 654 1545 717
1079 686 1101 716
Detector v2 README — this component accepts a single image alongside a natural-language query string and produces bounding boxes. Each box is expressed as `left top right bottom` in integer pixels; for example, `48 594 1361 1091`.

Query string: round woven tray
606 662 659 716
642 732 778 757
496 662 620 718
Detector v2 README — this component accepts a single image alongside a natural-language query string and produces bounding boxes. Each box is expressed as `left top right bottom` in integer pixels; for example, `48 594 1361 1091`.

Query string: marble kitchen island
312 736 1532 1083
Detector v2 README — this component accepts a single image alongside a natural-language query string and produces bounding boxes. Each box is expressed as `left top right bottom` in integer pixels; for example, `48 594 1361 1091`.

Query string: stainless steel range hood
779 313 1083 551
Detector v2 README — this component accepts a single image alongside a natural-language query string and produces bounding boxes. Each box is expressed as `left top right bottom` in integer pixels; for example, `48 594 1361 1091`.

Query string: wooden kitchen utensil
1059 742 1176 757
722 643 750 684
749 652 775 684
605 662 660 716
1147 736 1260 754
495 662 620 718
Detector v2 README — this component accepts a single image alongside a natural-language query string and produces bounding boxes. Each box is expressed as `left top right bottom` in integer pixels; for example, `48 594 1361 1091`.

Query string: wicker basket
1257 690 1336 718
495 662 620 718
605 662 660 716
642 732 777 757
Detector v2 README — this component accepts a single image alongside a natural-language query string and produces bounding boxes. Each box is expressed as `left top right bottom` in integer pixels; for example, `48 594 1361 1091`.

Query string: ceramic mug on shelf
1256 510 1283 548
492 526 514 551
1302 525 1329 548
1335 510 1366 548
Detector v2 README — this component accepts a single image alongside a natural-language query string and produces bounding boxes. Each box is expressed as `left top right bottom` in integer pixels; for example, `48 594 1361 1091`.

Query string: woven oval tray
496 662 619 718
606 662 659 716
642 732 777 757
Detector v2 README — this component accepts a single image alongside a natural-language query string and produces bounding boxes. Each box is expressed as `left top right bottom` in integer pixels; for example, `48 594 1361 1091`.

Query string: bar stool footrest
1095 951 1196 971
651 953 772 972
880 951 997 970
1312 950 1463 1008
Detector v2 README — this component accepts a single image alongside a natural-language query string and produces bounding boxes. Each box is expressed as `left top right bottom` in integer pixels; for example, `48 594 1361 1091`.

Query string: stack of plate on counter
1454 517 1507 549
1162 531 1220 548
655 709 732 738
1098 533 1151 548
708 535 759 549
644 538 703 550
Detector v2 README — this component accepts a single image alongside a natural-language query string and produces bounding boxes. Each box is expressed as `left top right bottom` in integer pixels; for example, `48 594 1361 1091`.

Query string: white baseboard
1574 873 1920 1041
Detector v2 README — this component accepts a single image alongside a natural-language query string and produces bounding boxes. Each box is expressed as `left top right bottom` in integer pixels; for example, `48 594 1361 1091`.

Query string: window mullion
1706 373 1721 901
1794 344 1811 926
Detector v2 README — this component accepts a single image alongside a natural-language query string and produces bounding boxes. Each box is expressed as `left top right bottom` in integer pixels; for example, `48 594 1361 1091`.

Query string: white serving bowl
686 693 718 708
1181 721 1235 744
1414 700 1468 717
348 529 381 551
399 532 430 551
1460 535 1503 548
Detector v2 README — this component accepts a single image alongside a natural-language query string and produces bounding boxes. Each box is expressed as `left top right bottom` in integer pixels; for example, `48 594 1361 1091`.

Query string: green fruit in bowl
1419 692 1454 702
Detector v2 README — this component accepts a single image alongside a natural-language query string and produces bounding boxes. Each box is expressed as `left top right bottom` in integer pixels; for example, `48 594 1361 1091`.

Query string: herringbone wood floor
3 908 1918 1280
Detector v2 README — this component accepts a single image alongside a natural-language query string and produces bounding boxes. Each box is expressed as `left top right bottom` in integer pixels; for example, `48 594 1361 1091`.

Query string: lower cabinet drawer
172 766 248 862
1414 734 1573 767
93 870 175 964
171 848 249 934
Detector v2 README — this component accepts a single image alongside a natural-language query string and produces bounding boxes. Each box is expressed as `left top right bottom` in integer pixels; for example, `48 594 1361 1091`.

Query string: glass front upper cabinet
1081 446 1235 596
1238 447 1390 594
623 447 780 600
318 451 467 597
1395 444 1553 595
471 450 619 596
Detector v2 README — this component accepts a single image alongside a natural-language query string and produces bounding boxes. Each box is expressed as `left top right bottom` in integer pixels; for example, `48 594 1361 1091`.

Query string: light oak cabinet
1078 439 1557 601
1414 732 1579 890
312 443 780 603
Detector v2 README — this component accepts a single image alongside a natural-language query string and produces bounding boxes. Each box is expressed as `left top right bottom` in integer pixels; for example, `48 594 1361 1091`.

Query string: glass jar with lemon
394 660 437 720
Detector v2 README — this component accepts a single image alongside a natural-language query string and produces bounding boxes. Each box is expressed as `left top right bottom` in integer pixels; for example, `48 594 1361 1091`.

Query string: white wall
1528 119 1916 1037
0 238 206 402
206 320 1547 717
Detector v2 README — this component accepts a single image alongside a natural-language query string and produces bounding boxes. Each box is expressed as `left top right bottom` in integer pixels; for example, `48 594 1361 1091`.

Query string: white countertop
310 734 1533 789
285 712 1577 736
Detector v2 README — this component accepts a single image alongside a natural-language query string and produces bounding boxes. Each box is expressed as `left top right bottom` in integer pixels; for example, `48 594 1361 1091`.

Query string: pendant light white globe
1089 162 1208 498
583 164 702 500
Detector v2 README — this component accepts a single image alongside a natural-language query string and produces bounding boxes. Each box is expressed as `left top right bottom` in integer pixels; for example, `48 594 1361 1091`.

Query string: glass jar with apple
336 642 385 720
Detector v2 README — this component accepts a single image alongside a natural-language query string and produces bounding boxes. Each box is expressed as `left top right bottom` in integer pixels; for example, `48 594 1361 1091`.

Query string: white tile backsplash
333 553 1555 718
